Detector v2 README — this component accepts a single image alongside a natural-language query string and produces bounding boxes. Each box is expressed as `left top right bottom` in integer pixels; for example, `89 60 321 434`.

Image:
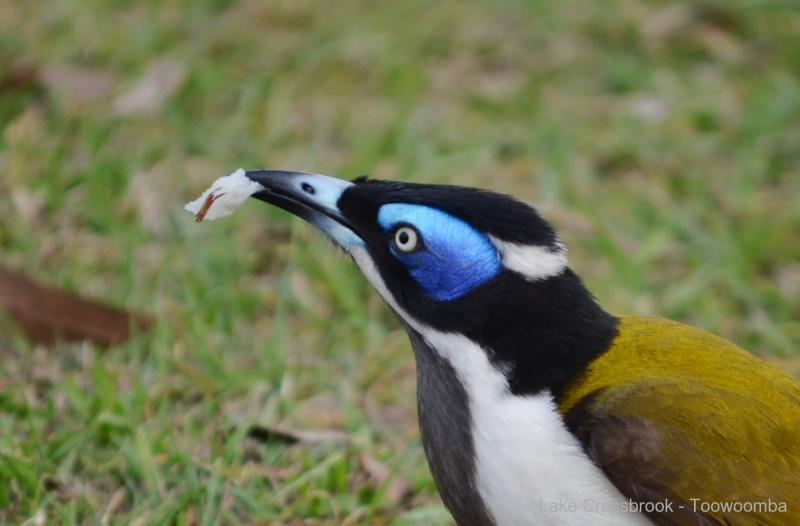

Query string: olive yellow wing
559 317 800 526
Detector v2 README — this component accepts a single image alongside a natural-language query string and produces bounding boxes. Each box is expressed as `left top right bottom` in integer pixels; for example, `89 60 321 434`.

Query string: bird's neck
352 244 616 398
448 268 618 399
401 273 632 526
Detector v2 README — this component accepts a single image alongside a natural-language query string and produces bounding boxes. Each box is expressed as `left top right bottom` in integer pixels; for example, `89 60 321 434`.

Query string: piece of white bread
184 168 264 221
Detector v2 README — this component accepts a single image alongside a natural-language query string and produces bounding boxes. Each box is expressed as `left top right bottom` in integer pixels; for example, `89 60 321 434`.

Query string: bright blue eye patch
378 204 501 301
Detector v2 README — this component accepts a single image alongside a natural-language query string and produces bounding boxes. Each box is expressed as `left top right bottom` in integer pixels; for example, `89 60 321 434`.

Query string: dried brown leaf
0 267 153 346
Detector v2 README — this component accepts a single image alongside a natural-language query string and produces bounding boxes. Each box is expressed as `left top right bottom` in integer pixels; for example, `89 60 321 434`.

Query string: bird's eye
393 226 419 253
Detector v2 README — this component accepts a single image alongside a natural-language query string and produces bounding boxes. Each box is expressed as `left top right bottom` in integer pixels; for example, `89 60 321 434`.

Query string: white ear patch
489 236 568 281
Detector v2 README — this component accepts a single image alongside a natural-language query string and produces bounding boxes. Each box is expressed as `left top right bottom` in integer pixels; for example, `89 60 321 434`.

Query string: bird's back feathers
559 317 800 525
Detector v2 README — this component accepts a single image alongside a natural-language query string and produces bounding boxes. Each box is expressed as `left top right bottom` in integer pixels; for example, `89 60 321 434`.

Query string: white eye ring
393 226 419 253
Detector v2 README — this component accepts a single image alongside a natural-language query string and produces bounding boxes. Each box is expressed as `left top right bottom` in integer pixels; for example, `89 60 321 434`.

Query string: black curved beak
244 169 363 248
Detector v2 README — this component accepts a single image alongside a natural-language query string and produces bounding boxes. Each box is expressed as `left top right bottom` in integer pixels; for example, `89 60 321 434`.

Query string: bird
236 169 800 526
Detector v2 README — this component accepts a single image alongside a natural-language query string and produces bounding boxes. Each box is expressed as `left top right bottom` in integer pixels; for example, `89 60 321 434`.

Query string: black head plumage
337 178 617 399
340 179 560 247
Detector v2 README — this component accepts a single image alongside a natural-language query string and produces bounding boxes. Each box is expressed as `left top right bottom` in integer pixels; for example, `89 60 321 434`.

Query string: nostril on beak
301 182 316 195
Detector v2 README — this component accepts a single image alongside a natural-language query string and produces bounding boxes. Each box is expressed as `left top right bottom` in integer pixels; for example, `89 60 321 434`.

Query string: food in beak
184 168 264 222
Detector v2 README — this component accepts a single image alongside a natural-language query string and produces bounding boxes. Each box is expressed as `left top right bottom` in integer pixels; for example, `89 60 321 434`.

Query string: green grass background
1 0 799 524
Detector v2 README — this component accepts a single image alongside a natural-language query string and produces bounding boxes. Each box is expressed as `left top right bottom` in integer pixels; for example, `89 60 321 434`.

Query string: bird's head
246 169 614 396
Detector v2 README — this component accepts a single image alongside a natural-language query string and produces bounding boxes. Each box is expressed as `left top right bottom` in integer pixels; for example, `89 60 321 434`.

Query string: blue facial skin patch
378 204 502 301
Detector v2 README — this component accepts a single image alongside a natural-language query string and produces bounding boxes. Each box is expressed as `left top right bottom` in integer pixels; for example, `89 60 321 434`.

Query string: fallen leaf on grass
359 453 412 505
0 267 153 346
112 59 186 116
246 424 349 445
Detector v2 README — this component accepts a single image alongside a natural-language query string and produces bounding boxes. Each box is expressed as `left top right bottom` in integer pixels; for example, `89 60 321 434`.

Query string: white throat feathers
349 246 648 526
